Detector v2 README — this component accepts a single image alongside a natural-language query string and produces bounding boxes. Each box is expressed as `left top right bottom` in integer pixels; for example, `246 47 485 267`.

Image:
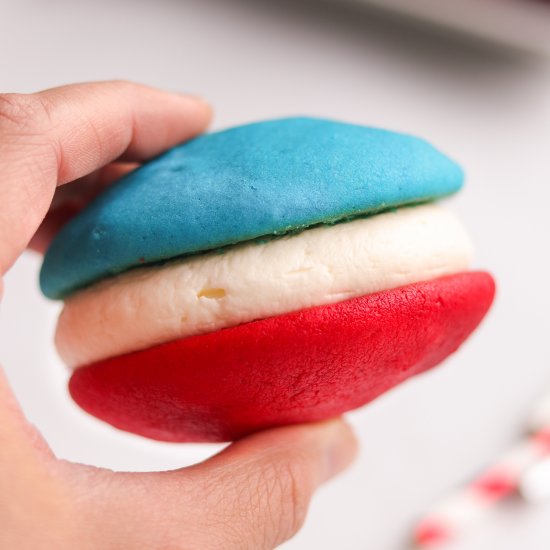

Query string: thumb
83 419 357 550
187 418 357 549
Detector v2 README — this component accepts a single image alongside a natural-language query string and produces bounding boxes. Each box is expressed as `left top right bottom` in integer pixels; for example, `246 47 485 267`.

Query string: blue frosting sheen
40 117 463 299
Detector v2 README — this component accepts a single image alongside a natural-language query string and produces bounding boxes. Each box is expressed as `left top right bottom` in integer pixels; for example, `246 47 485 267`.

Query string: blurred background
1 0 550 548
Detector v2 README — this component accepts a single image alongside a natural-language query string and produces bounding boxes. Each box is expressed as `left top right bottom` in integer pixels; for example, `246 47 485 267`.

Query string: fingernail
322 420 358 482
179 93 212 112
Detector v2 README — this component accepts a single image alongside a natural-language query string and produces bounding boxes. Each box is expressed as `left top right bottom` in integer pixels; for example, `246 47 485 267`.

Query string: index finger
0 80 211 274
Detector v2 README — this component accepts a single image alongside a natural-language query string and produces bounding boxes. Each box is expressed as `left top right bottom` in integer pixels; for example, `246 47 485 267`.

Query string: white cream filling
57 204 474 368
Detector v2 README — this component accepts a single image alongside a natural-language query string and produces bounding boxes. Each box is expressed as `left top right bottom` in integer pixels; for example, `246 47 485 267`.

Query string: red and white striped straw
413 388 550 548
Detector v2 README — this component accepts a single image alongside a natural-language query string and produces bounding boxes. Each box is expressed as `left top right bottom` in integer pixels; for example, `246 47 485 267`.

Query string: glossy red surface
70 272 495 442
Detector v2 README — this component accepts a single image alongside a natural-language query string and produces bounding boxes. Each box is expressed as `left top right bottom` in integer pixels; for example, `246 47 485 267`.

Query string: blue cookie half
40 117 463 299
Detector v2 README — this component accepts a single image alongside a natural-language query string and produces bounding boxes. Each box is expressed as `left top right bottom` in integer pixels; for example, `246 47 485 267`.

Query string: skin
0 81 358 550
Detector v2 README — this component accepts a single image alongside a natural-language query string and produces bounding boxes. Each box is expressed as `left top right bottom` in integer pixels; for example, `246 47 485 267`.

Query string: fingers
0 367 55 461
28 162 140 253
79 420 357 550
186 419 358 549
0 81 211 274
34 82 212 182
0 367 88 550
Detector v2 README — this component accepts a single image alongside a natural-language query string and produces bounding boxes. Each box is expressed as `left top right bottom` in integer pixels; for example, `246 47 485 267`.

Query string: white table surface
1 1 550 548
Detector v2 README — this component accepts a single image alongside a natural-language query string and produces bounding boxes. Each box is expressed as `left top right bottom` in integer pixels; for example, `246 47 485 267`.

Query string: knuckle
101 79 141 96
273 459 311 537
253 457 312 547
109 78 136 88
188 454 315 549
0 93 50 131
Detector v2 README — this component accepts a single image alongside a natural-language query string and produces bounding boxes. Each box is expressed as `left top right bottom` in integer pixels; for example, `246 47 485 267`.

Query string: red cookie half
69 271 495 442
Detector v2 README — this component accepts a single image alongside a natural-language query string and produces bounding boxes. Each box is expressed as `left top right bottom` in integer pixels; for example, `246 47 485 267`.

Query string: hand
0 82 357 550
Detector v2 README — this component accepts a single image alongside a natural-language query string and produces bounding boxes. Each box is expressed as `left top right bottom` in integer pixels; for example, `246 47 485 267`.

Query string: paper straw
518 387 550 503
413 386 550 548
